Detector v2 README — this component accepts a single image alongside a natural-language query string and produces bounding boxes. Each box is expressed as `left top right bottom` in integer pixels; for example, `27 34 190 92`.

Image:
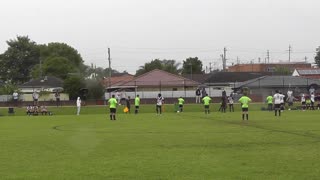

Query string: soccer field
1 105 320 179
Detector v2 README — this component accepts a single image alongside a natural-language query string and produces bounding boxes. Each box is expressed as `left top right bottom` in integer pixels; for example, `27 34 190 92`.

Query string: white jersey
287 90 293 97
228 97 234 104
156 96 164 105
77 99 81 107
280 94 285 103
311 94 315 102
301 96 306 103
274 93 282 104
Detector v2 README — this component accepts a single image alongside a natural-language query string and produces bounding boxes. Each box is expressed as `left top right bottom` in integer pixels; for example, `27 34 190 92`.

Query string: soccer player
108 95 118 120
279 92 285 112
273 90 282 116
228 96 234 112
156 93 164 114
76 97 81 115
310 93 315 110
238 93 252 120
135 95 140 114
178 96 185 112
266 94 273 111
202 94 212 114
286 95 296 111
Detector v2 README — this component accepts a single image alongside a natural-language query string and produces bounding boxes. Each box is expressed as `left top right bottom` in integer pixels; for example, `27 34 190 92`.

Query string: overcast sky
0 0 319 73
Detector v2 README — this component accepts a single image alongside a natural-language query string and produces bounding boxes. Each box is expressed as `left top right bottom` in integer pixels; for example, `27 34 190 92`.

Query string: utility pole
108 48 111 88
237 56 240 64
223 47 227 71
267 50 270 63
209 62 212 73
289 45 292 62
305 56 307 63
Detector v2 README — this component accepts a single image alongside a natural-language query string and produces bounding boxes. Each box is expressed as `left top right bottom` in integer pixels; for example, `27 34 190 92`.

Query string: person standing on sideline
178 96 185 112
279 92 285 112
55 92 61 107
202 94 212 114
12 90 19 107
108 95 118 120
273 90 282 116
201 88 207 99
228 96 234 112
125 96 131 114
195 88 201 103
266 94 273 111
134 95 140 114
238 93 252 121
156 93 164 115
32 91 39 106
76 97 81 115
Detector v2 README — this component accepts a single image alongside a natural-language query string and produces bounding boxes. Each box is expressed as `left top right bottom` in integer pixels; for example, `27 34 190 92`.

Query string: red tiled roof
118 69 200 87
102 74 134 87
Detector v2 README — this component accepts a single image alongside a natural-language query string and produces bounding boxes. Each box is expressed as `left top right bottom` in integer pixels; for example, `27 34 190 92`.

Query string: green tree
85 79 105 99
32 42 85 79
136 59 180 76
0 36 40 83
315 47 320 67
274 67 291 75
63 76 85 100
181 57 204 75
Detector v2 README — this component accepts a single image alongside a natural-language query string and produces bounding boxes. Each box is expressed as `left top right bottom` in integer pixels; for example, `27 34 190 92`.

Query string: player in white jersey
279 92 285 111
273 90 282 116
156 93 164 114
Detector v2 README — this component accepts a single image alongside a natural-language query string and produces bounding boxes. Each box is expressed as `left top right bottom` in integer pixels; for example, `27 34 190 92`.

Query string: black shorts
135 106 139 109
242 108 248 112
179 105 183 108
302 102 306 105
204 105 209 109
274 104 280 109
110 108 116 113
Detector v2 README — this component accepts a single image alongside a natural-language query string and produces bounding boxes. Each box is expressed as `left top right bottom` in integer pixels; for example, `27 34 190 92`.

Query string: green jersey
178 98 185 105
266 96 273 104
239 96 251 108
108 98 117 108
202 96 211 105
135 97 140 106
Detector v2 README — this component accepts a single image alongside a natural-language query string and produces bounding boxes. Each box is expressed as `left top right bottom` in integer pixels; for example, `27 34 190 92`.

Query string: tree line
0 36 205 99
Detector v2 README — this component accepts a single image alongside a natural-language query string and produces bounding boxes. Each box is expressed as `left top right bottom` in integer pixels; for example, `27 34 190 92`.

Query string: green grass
1 104 320 179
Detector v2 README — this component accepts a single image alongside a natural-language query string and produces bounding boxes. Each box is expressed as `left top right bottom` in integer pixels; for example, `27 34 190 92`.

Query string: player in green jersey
177 97 185 112
238 94 252 120
135 95 140 114
202 94 212 114
108 95 118 120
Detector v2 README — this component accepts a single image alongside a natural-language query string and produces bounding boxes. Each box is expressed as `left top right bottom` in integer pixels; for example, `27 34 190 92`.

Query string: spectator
55 92 61 107
12 91 19 107
195 88 201 103
76 97 81 115
32 91 39 106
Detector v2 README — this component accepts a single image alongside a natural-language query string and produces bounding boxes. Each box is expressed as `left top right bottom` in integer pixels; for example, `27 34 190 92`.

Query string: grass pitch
1 104 320 179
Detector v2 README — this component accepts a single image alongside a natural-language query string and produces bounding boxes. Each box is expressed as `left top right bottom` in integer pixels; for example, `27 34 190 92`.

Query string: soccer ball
177 111 180 113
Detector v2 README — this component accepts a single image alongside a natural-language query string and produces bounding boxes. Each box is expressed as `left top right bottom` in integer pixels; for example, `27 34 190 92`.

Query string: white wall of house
104 87 233 99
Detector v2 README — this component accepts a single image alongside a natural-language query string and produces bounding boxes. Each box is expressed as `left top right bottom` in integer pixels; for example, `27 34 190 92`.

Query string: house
101 73 134 87
184 72 271 97
19 76 68 101
228 62 311 73
234 76 320 102
292 68 320 79
105 69 200 100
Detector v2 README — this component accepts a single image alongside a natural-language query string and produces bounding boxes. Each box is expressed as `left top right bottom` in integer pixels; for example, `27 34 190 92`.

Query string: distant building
228 62 311 73
292 68 320 79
